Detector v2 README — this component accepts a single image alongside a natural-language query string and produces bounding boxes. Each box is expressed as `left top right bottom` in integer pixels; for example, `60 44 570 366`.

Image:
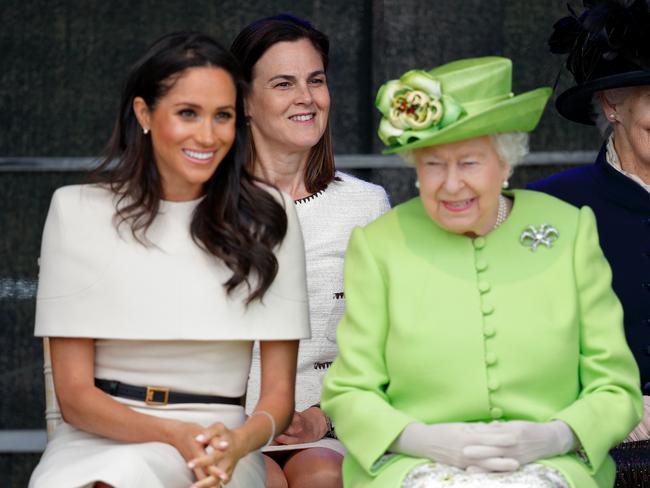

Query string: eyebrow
425 152 483 162
458 152 484 159
172 102 235 110
268 70 326 83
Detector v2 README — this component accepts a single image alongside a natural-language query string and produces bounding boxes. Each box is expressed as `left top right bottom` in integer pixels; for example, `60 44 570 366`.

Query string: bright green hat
376 56 552 154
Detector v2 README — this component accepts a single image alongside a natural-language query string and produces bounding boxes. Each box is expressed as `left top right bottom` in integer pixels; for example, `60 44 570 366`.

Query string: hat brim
383 87 552 154
556 70 650 125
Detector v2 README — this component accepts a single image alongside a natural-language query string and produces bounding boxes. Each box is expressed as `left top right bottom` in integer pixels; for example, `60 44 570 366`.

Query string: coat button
490 407 503 419
486 352 497 365
488 379 500 391
478 281 491 293
481 303 494 315
475 259 488 271
473 237 486 250
484 325 496 337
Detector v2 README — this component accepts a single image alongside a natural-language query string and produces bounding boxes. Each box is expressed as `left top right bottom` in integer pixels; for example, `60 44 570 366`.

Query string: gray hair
398 149 417 166
401 132 529 175
491 132 529 173
591 87 634 137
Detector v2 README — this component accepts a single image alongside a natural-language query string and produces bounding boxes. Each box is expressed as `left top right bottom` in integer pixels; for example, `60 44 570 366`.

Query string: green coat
321 190 642 488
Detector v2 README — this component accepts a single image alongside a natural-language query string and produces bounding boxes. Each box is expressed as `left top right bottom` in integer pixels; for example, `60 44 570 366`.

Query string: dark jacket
529 144 650 393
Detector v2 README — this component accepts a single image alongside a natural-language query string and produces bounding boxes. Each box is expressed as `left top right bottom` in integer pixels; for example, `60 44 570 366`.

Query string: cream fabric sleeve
35 185 310 341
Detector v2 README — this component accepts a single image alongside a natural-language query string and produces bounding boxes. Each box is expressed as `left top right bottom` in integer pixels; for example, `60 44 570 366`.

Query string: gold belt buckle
145 386 170 405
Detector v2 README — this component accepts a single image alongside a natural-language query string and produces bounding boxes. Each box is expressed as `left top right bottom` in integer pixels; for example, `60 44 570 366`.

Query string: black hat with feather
550 0 650 124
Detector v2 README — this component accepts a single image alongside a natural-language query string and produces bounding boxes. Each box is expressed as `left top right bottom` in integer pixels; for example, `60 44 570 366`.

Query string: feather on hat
550 0 650 124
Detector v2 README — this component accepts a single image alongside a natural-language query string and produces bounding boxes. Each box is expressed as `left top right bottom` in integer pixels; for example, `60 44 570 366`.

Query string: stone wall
1 0 602 157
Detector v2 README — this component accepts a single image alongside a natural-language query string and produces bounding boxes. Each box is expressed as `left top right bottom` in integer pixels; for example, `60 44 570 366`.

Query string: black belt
95 378 244 406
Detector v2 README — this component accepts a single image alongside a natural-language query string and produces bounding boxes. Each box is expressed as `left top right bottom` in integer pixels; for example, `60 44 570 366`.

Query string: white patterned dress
246 171 391 453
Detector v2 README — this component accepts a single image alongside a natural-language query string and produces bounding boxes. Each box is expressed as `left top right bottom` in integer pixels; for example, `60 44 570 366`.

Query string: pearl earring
143 127 149 135
415 180 420 189
502 179 509 189
608 113 616 121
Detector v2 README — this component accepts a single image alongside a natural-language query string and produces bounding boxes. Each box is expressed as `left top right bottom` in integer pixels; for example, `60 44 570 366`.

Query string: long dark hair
231 14 337 194
93 32 287 304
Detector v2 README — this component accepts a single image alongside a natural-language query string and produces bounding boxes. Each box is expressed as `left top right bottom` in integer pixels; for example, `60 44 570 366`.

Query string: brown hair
231 14 337 193
93 32 287 304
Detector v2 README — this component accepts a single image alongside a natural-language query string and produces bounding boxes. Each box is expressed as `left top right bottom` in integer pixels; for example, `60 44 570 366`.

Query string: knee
265 454 288 488
266 470 289 488
284 449 343 488
300 463 342 488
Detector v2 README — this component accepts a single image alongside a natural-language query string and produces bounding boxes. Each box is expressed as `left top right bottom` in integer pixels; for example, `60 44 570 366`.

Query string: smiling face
133 66 237 201
245 38 330 158
414 135 510 236
610 85 650 172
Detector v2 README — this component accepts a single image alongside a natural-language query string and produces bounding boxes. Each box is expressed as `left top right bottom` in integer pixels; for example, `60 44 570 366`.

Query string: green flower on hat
376 70 465 147
375 57 552 154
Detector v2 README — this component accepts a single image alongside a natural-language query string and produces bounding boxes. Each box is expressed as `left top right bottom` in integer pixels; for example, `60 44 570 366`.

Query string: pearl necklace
493 194 509 230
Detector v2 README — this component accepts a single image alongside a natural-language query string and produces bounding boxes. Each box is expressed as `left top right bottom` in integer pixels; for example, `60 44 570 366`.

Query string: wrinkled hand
390 422 520 472
274 407 328 445
188 422 247 487
465 420 575 466
626 395 650 442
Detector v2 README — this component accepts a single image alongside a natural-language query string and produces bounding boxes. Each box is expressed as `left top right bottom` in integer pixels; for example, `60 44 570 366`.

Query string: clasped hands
171 407 326 486
392 420 576 473
168 420 244 487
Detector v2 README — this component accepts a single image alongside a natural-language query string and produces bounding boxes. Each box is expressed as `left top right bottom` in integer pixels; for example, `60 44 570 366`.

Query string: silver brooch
519 224 559 251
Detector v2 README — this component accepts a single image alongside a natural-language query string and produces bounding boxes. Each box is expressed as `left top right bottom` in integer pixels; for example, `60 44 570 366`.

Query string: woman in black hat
529 0 650 441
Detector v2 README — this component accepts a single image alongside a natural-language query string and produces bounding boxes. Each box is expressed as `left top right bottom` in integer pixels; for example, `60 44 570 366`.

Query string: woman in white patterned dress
231 14 390 488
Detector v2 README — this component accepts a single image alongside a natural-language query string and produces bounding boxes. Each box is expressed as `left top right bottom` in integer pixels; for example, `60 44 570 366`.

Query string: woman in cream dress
29 32 309 488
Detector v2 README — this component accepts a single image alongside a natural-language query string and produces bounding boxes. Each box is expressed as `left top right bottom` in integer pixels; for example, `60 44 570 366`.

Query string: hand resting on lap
391 420 575 473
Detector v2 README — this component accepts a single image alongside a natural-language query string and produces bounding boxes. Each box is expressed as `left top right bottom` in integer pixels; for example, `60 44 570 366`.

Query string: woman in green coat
321 57 643 488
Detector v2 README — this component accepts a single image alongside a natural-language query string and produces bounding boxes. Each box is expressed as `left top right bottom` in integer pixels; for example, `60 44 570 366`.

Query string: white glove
464 420 575 465
389 422 520 472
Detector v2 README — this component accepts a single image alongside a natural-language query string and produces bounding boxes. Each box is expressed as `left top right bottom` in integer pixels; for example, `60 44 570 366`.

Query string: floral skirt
402 463 569 488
